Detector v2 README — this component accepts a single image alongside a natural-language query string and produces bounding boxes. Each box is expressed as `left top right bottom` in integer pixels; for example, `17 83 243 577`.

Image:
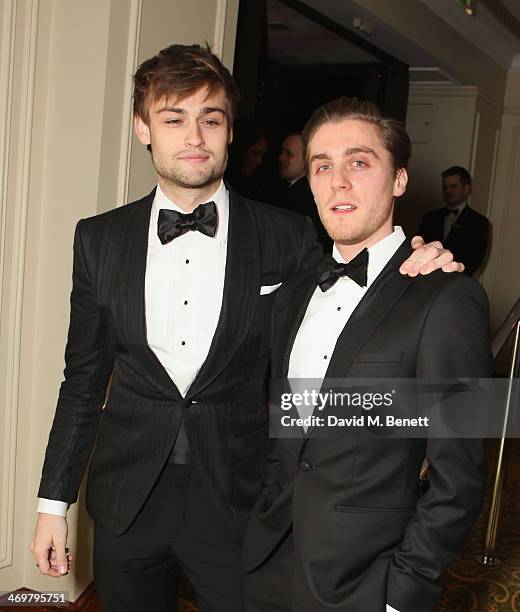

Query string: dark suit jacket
279 176 332 253
38 187 321 541
418 205 489 275
243 242 491 611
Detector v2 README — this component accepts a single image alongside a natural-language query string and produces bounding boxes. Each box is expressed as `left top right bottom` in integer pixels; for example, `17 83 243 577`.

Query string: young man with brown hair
243 97 490 612
31 46 460 611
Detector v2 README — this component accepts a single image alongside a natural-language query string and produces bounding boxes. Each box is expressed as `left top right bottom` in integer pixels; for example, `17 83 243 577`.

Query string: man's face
308 119 407 247
134 85 232 190
442 175 471 208
242 137 268 176
278 134 305 182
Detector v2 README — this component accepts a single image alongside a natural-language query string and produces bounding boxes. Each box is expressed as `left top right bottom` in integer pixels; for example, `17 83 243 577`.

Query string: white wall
0 0 239 600
480 71 520 332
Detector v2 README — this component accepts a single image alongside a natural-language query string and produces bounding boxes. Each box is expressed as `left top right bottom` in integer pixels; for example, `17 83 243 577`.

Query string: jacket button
182 399 192 408
300 460 312 472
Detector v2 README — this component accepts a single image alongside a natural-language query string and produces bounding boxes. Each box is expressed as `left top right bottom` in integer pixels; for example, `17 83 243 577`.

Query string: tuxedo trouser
243 531 311 612
93 463 244 612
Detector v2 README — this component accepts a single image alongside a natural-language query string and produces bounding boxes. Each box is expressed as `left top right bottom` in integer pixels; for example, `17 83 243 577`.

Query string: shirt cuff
387 605 399 612
37 498 68 517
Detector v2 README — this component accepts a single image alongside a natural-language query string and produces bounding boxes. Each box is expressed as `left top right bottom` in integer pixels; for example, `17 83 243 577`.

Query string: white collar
288 175 305 188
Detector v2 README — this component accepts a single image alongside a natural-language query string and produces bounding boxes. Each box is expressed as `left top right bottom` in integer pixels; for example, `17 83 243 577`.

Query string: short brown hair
133 43 240 125
302 97 411 175
442 166 472 186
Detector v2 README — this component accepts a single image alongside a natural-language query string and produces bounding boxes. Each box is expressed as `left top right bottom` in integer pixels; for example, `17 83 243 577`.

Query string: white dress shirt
288 227 406 612
145 181 228 396
443 202 466 240
38 181 229 517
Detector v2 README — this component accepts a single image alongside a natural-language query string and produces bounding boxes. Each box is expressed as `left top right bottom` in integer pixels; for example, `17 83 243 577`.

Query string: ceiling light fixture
458 0 476 16
352 17 373 35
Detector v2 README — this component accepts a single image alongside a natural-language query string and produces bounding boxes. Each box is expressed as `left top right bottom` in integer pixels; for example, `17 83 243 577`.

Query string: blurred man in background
418 166 489 275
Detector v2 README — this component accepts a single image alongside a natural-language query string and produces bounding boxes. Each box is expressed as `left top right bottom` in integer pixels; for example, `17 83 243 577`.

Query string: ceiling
266 0 381 66
266 0 520 83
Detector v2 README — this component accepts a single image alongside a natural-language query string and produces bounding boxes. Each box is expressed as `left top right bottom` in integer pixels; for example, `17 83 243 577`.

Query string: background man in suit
418 166 489 275
243 99 491 612
30 45 461 611
278 132 332 251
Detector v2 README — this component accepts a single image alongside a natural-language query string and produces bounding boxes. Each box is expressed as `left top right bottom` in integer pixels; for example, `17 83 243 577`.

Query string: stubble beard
320 202 393 246
152 151 228 190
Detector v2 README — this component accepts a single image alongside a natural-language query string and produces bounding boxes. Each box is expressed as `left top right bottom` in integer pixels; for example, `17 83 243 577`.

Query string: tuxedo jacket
38 187 321 540
243 242 492 612
418 205 489 275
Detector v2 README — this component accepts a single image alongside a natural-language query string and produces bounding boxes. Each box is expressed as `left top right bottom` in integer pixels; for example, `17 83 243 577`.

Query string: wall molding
0 0 17 570
0 0 39 569
485 126 520 295
213 0 228 59
116 0 143 206
409 83 479 99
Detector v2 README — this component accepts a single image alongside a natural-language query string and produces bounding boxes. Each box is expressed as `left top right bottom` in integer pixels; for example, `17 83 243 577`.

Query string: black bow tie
443 208 459 217
317 248 369 292
157 201 217 244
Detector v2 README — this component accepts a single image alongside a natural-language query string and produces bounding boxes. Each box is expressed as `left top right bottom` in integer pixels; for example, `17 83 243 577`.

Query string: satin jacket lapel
301 243 413 445
114 190 183 400
186 189 261 398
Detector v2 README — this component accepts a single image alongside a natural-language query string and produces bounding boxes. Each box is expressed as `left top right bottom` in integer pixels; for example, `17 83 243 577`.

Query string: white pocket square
260 282 282 295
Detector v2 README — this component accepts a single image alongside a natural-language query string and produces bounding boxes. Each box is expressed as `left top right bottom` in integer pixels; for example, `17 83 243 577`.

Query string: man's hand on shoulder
30 514 73 577
400 236 465 276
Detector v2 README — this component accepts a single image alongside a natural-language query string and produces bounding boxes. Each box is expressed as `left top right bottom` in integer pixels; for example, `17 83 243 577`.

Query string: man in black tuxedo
243 99 491 612
418 166 489 275
30 46 461 611
278 132 332 251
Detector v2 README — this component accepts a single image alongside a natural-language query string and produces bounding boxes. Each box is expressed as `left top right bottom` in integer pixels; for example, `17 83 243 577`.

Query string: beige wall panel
0 0 23 579
481 108 520 332
505 70 520 107
470 105 500 218
479 73 520 333
0 0 38 590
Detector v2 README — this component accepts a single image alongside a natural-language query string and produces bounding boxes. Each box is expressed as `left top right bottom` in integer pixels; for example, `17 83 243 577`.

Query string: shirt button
337 306 342 311
324 355 328 360
300 460 312 472
181 341 186 346
184 300 188 305
185 259 189 264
